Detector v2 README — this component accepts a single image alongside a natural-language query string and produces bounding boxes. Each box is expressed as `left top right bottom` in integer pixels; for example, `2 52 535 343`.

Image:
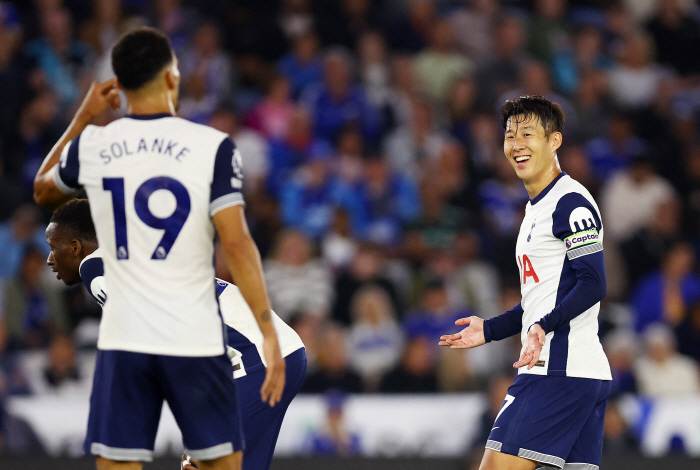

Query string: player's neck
125 91 176 117
523 165 562 200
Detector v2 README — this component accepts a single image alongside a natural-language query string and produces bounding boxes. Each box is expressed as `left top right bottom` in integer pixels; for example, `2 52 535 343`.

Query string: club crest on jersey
527 220 536 242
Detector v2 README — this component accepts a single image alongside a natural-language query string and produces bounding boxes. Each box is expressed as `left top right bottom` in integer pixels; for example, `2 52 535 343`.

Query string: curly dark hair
501 95 565 138
50 199 96 242
111 27 174 91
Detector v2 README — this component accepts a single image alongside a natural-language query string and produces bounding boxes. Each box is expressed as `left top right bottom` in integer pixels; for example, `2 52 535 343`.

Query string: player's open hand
439 316 486 349
261 335 285 407
513 323 546 370
76 78 121 122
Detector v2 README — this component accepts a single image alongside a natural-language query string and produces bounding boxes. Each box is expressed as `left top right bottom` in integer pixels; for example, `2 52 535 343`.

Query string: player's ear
71 239 82 257
165 60 180 90
550 131 562 152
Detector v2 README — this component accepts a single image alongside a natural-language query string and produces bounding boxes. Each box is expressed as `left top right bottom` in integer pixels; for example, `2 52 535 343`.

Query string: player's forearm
535 251 606 334
484 302 524 343
221 235 276 337
33 115 90 208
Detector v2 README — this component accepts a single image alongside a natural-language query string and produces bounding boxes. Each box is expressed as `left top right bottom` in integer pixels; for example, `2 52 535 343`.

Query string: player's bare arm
34 79 120 210
438 316 486 349
213 205 285 406
513 323 546 370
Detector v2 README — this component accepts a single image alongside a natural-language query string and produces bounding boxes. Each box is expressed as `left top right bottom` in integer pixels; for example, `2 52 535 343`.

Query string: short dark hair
501 95 565 138
111 27 173 91
50 199 97 242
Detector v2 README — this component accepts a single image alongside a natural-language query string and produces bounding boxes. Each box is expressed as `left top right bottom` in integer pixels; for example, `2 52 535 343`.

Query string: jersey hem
96 343 226 357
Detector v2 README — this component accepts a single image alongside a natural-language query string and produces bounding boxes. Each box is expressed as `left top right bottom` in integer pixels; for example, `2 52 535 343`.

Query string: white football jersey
55 114 244 356
216 279 304 379
516 173 611 380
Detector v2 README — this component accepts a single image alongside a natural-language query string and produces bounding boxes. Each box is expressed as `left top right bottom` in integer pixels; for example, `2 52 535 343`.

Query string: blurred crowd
2 0 700 457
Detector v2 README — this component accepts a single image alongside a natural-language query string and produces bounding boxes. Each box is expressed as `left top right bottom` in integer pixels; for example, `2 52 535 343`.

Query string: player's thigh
565 380 611 468
157 354 244 458
487 375 602 469
479 449 539 470
85 350 163 460
195 450 243 470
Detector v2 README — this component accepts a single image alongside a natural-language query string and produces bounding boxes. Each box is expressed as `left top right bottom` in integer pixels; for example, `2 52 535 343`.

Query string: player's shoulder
79 248 105 281
551 174 595 202
551 176 602 237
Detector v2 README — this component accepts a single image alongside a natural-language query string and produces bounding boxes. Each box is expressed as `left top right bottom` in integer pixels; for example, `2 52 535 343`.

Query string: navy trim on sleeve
484 303 524 343
551 192 602 241
79 257 106 305
210 137 244 215
535 250 606 334
57 134 82 191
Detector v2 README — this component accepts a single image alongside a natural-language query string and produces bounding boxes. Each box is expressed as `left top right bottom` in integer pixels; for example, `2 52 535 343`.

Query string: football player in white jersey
44 199 306 470
33 28 284 470
440 95 611 470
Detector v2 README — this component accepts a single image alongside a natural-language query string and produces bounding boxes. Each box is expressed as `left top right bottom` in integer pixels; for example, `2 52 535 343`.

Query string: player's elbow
33 181 54 209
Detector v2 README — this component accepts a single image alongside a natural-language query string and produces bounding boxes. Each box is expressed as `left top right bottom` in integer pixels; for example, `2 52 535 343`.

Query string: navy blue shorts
486 374 611 469
237 348 307 470
84 349 243 462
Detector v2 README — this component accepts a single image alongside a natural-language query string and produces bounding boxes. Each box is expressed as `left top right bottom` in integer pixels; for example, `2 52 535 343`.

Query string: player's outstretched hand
513 323 546 370
75 78 121 123
261 335 285 407
439 316 486 349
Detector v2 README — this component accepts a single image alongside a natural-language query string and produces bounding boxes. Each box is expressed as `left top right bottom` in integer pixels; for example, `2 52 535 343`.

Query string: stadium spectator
301 324 363 394
306 391 361 456
178 22 235 124
602 401 640 456
634 324 700 397
346 285 404 391
246 74 295 141
357 30 392 129
645 0 700 76
301 47 380 145
0 205 49 281
383 95 449 180
607 30 670 110
2 245 69 350
332 243 402 326
379 335 438 393
413 18 474 104
321 209 358 271
631 241 700 333
403 279 470 346
603 329 639 398
277 30 323 99
526 0 569 64
0 6 29 152
24 7 94 108
383 0 435 53
279 141 362 239
584 113 647 183
551 25 612 96
448 0 499 66
264 230 334 322
475 14 528 112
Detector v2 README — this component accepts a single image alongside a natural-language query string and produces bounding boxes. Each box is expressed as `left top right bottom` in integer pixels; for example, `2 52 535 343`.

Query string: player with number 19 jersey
54 113 242 356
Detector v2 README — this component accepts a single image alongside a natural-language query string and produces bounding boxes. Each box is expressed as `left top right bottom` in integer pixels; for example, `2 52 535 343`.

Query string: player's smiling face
504 114 562 189
45 222 82 286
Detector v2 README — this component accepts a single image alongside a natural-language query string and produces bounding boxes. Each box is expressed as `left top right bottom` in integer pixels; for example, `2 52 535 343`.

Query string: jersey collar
530 172 567 205
124 113 175 120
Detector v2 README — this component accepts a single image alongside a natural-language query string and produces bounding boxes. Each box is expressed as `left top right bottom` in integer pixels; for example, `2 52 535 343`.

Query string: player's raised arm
34 79 120 210
213 205 285 406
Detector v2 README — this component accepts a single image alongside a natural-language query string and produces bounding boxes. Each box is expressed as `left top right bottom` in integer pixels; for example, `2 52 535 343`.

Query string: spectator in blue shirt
280 141 362 239
0 205 48 282
631 241 700 333
301 48 380 145
277 30 323 99
352 155 420 245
